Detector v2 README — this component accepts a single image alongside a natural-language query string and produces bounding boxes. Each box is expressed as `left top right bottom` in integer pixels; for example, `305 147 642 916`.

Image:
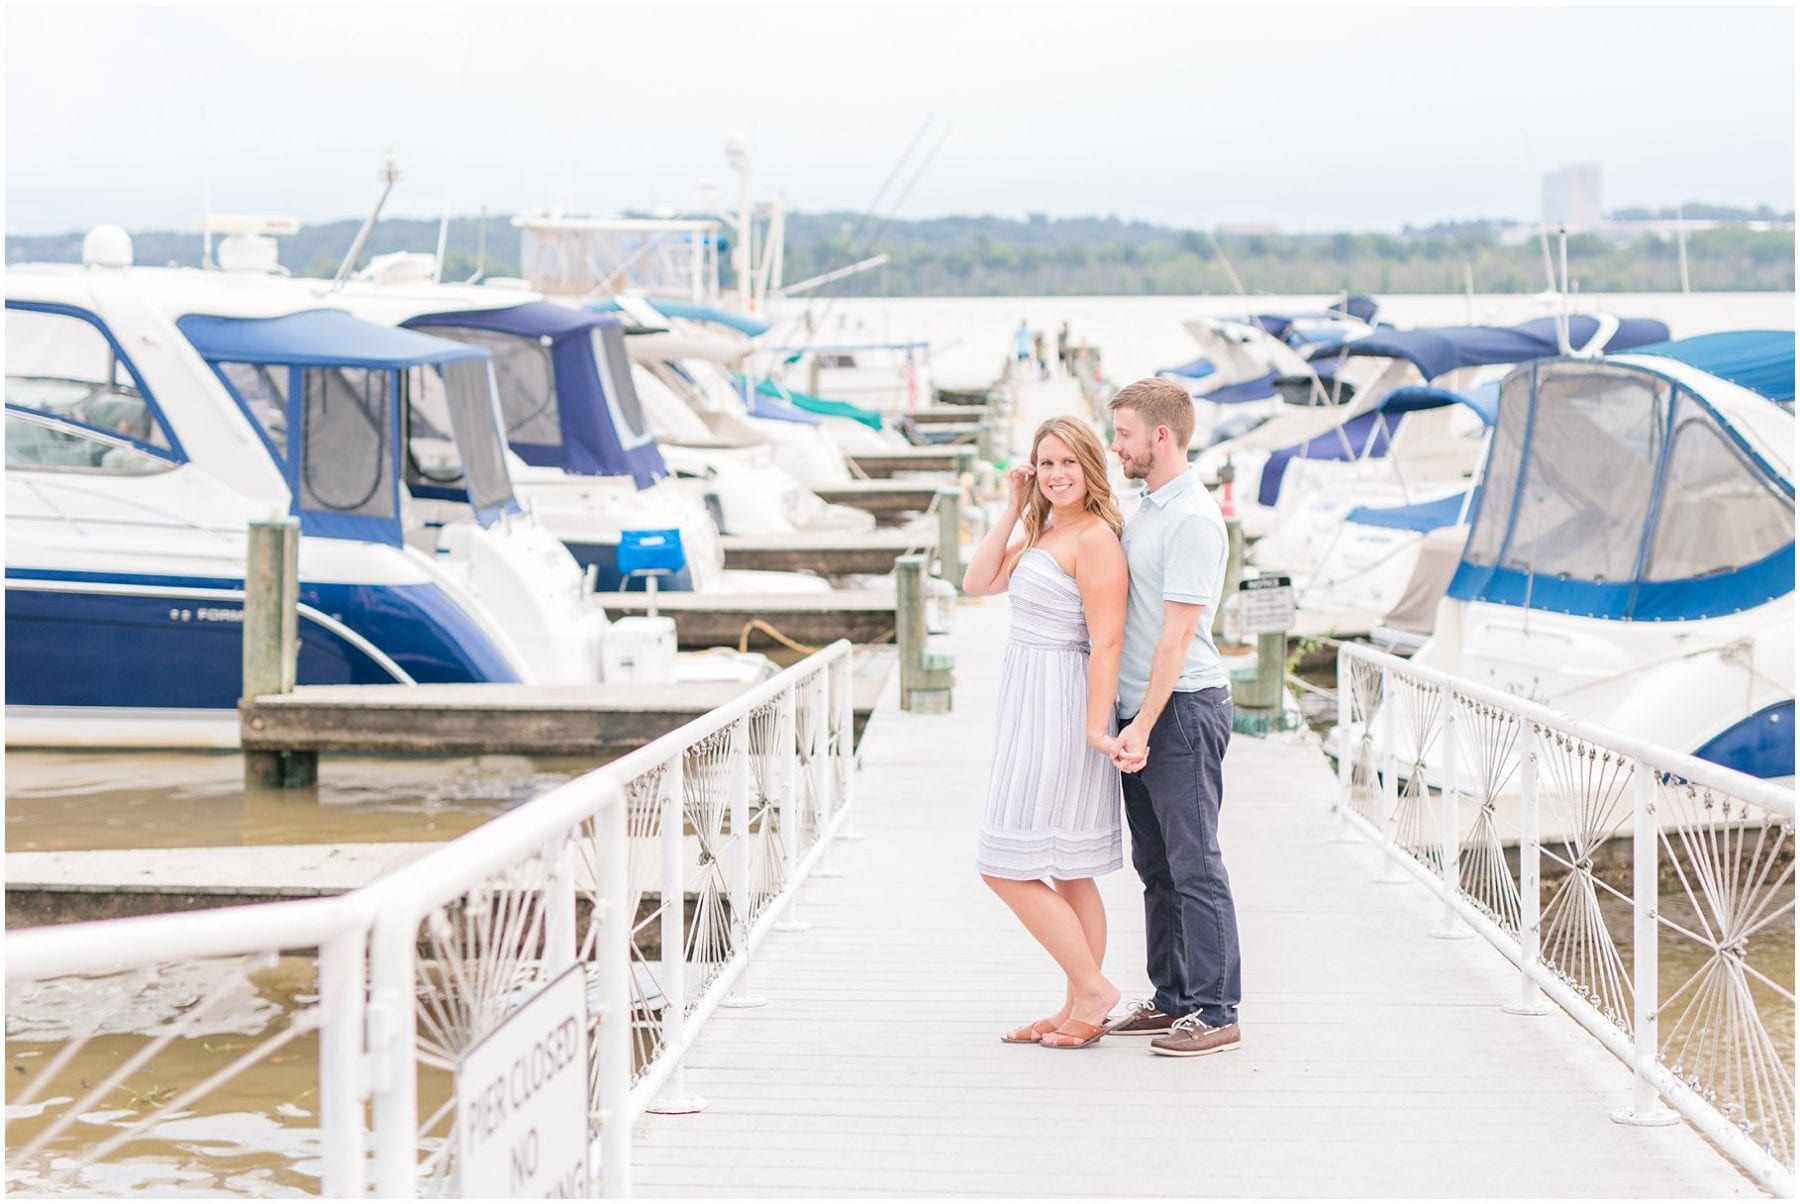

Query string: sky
5 3 1795 236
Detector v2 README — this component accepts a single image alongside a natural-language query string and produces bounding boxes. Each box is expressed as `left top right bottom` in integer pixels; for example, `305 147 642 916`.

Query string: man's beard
1119 455 1147 480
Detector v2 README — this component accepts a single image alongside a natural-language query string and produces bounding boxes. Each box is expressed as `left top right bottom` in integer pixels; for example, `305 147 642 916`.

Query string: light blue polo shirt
1117 469 1230 718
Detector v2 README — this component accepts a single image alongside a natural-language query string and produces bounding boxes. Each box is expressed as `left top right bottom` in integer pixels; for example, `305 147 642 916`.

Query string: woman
964 415 1128 1049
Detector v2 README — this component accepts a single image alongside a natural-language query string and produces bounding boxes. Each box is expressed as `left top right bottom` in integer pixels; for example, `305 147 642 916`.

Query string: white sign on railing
455 967 590 1198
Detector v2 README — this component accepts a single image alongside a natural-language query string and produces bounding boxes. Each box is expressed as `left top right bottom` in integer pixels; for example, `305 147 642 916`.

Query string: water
6 751 613 853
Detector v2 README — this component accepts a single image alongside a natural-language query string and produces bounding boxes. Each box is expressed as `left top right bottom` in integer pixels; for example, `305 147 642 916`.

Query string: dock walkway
629 572 1756 1196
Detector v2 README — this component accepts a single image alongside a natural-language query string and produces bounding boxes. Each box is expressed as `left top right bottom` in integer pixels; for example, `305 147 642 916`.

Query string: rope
738 619 820 656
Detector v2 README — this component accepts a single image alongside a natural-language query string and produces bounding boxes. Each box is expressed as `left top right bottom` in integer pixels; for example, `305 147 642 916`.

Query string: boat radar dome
82 225 133 269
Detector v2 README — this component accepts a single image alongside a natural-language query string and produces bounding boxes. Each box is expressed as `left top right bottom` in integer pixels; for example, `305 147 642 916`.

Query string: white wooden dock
628 587 1759 1198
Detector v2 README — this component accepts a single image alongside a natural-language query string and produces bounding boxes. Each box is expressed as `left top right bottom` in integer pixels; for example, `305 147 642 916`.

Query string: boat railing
5 639 860 1199
1335 641 1795 1196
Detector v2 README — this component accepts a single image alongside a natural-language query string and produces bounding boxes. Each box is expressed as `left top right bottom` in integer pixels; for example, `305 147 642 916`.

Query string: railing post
544 837 576 975
1504 726 1551 1015
835 650 862 840
1431 685 1472 939
647 753 704 1114
317 924 366 1199
1613 760 1678 1127
1374 665 1407 883
721 716 767 1008
1330 648 1359 843
593 788 632 1198
368 908 419 1199
772 684 810 932
809 673 842 878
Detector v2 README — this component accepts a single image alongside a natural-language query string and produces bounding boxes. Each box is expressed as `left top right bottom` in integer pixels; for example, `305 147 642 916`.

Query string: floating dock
812 481 943 518
844 447 971 478
590 589 900 649
721 530 933 576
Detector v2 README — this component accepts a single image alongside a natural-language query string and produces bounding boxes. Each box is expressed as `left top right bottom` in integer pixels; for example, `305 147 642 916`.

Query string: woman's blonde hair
1020 416 1124 547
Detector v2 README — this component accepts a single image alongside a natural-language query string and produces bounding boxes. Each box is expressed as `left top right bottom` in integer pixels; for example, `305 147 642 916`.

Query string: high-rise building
1541 165 1604 228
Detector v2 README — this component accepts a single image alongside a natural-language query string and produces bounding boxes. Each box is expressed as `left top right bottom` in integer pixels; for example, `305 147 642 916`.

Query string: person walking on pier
1104 377 1243 1058
966 416 1130 1050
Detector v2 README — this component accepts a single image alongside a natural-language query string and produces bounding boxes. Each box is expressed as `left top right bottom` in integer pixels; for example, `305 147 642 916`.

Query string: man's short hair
1109 377 1194 448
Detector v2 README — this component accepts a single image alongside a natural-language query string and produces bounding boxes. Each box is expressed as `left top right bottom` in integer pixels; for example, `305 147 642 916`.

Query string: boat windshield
4 409 173 476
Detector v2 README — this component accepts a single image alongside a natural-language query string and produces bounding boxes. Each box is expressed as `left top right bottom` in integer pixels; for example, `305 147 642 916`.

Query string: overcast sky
6 4 1794 235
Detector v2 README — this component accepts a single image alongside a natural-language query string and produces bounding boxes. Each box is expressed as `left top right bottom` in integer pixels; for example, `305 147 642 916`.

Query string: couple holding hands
966 377 1242 1058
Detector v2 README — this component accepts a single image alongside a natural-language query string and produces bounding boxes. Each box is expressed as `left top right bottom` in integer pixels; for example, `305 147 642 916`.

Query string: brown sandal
1001 1018 1061 1044
1039 1015 1123 1049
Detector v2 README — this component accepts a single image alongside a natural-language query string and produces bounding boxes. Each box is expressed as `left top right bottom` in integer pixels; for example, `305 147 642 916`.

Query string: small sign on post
455 967 590 1198
1236 575 1296 635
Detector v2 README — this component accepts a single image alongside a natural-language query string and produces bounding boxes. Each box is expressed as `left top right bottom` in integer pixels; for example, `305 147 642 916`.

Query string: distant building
1541 165 1604 229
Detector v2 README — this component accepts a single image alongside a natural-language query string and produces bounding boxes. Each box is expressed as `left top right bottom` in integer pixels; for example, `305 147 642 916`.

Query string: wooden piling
895 555 953 712
1215 516 1245 641
935 487 963 591
241 517 316 788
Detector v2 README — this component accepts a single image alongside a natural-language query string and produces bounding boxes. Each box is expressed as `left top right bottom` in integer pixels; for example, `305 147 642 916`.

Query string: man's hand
1113 723 1149 773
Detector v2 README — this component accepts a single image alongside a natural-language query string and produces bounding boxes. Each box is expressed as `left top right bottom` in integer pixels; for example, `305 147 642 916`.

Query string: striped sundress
975 547 1124 881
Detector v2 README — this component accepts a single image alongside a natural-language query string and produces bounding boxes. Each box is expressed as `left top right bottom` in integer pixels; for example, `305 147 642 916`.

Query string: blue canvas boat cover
1448 357 1794 624
1373 381 1502 426
1329 294 1379 323
1258 410 1392 507
1346 485 1480 533
1634 330 1795 404
1198 371 1279 405
741 376 883 431
1309 315 1671 383
587 297 772 337
1158 354 1218 380
406 302 667 488
179 309 485 368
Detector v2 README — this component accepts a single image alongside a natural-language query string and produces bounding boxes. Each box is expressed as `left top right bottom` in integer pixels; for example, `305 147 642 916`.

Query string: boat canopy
1158 354 1217 380
1254 383 1496 507
1346 485 1480 534
1634 330 1795 406
1257 410 1393 506
1311 316 1671 383
1448 358 1795 621
1198 371 1279 405
587 297 771 338
179 309 519 544
1329 294 1379 324
405 302 667 489
1373 381 1502 425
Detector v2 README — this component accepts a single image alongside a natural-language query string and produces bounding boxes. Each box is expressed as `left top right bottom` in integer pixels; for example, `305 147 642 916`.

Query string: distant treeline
8 208 1793 295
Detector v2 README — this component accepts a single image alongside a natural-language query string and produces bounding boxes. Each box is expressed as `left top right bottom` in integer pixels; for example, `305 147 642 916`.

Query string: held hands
1112 723 1150 774
1086 729 1119 758
1004 462 1036 511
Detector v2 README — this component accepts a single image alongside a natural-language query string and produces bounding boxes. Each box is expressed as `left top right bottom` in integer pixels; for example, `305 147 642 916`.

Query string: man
1104 377 1242 1057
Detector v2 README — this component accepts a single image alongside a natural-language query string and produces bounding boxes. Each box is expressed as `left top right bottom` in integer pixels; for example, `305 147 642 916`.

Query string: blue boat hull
5 571 521 710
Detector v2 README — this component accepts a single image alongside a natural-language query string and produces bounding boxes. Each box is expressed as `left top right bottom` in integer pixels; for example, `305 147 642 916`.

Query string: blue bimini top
1633 330 1794 406
1309 315 1671 385
406 302 667 488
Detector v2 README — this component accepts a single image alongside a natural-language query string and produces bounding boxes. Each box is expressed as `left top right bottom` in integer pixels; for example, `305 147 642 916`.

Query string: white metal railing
1335 642 1795 1196
4 640 860 1199
5 893 375 1197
